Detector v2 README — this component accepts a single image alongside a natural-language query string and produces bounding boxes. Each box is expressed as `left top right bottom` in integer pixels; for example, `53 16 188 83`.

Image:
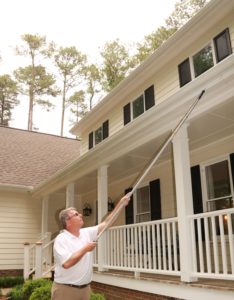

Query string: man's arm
97 193 131 236
62 242 96 269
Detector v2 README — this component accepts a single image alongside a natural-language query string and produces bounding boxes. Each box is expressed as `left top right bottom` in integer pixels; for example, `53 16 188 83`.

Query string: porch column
66 182 75 208
172 123 197 282
97 165 108 271
41 196 49 236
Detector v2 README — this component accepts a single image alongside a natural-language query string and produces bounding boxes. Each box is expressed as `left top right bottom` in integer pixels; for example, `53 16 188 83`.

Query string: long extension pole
97 90 205 240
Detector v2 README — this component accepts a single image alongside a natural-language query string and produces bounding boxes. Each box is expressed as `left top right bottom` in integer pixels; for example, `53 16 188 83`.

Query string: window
133 95 144 119
88 120 109 149
178 28 232 86
202 157 234 235
135 186 150 223
95 126 102 145
193 44 214 77
214 28 232 63
178 58 192 87
204 159 233 212
123 85 155 125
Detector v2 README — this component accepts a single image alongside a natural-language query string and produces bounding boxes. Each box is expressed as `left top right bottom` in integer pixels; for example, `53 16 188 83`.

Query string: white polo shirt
53 226 98 285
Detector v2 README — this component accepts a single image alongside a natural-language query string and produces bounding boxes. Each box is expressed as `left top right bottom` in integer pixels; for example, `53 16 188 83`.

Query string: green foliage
135 26 176 63
53 46 87 136
166 0 210 29
0 276 24 288
0 74 19 126
100 39 136 92
14 33 58 131
22 278 51 300
90 292 106 300
6 284 24 300
29 283 52 300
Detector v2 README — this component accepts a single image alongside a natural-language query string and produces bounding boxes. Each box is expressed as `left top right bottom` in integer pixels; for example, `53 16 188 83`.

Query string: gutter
0 183 34 193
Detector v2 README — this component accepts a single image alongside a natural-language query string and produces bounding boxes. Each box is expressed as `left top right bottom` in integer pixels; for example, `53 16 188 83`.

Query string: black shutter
145 85 155 110
191 165 204 240
102 120 109 140
88 132 93 149
191 165 203 214
150 179 161 220
123 103 131 125
178 58 192 87
230 153 234 188
125 188 133 224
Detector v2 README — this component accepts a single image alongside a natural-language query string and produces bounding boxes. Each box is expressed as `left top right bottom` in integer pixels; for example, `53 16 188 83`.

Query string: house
1 0 234 299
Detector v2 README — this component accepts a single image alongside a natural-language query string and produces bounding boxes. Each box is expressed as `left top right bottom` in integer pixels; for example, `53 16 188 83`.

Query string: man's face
66 209 84 228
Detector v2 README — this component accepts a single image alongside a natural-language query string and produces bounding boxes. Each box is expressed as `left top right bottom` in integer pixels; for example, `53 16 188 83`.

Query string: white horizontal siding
79 10 234 156
0 191 41 270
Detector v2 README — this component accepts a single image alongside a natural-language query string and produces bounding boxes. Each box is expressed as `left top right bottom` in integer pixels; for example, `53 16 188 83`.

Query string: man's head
59 207 84 230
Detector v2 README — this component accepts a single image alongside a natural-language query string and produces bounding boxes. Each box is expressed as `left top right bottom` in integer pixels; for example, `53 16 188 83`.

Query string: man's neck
67 227 80 237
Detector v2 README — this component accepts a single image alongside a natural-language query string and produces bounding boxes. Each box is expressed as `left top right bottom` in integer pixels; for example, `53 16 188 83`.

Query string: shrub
22 278 51 299
0 276 24 288
90 292 106 300
6 284 24 300
29 283 52 300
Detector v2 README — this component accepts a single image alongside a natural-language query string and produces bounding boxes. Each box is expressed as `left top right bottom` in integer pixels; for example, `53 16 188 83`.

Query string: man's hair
59 207 77 229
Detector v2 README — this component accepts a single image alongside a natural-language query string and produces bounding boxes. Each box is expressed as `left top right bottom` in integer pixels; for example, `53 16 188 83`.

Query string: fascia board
70 0 233 136
0 184 33 193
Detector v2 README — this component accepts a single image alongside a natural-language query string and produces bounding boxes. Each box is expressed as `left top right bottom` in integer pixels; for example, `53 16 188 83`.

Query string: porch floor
93 269 234 292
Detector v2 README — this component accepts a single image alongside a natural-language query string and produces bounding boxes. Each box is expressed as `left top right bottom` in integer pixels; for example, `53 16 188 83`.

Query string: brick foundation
91 282 180 300
0 269 23 277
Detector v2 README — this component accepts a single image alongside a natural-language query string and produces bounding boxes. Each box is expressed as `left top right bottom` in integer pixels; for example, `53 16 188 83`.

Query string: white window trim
131 94 145 121
133 183 150 223
200 154 234 213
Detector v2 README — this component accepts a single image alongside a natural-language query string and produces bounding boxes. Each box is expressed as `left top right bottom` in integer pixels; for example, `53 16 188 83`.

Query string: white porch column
66 182 75 208
172 123 197 282
97 165 108 271
41 196 49 236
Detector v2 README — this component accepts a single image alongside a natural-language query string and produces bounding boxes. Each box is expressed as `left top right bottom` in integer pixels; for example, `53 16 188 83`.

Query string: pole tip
198 90 205 100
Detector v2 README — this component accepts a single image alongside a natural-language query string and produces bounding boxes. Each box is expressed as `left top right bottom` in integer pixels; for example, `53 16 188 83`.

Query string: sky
0 0 177 137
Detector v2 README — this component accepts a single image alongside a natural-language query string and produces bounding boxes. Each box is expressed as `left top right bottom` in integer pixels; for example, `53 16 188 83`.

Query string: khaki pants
51 282 91 300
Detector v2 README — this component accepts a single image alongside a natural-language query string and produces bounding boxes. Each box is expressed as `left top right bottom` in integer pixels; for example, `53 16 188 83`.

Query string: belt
58 282 90 289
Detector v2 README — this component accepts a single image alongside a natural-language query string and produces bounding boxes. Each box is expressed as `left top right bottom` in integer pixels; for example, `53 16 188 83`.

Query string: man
51 193 131 300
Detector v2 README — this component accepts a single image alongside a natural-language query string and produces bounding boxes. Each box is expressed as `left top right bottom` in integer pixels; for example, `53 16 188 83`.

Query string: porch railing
190 208 234 280
24 209 234 282
23 232 53 279
103 217 180 276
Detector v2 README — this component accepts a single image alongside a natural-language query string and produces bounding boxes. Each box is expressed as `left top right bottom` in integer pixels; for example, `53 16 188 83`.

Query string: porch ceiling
72 94 234 195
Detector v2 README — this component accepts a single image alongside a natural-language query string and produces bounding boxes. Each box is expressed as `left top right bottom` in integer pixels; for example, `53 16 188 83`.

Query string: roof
0 126 80 188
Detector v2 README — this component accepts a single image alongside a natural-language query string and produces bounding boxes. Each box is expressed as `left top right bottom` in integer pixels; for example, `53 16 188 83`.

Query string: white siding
0 191 41 270
79 10 234 156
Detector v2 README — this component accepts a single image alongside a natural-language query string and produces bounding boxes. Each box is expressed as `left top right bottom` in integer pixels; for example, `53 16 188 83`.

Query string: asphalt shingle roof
0 126 80 187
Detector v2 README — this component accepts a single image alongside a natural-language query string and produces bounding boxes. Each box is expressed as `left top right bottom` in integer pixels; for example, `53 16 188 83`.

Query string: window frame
88 119 109 150
178 27 232 86
133 183 151 223
201 155 234 213
214 28 232 63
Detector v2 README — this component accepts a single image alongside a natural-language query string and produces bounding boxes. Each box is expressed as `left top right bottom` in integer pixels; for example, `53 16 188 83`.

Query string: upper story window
178 28 232 87
123 85 155 125
193 44 214 77
88 120 109 149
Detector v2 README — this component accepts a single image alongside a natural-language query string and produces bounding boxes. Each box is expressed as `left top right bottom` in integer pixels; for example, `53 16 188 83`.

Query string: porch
24 208 234 299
